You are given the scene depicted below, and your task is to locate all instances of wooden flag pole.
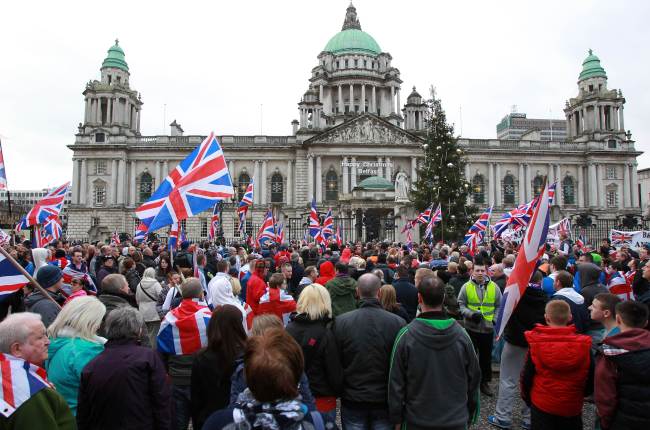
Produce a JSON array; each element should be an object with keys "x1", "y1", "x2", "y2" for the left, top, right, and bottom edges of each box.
[{"x1": 0, "y1": 246, "x2": 62, "y2": 309}]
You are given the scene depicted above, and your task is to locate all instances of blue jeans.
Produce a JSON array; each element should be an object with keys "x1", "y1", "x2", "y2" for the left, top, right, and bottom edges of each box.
[
  {"x1": 172, "y1": 385, "x2": 191, "y2": 430},
  {"x1": 341, "y1": 405, "x2": 392, "y2": 430}
]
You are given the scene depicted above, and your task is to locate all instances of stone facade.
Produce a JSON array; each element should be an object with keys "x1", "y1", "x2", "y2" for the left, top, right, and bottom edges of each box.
[{"x1": 67, "y1": 5, "x2": 641, "y2": 243}]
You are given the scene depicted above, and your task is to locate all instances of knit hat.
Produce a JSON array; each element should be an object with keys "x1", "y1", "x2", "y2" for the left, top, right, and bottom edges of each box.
[{"x1": 36, "y1": 265, "x2": 62, "y2": 289}]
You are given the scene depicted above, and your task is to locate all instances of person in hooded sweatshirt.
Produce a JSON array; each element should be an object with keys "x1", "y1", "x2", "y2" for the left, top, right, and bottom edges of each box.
[
  {"x1": 324, "y1": 261, "x2": 357, "y2": 317},
  {"x1": 389, "y1": 276, "x2": 481, "y2": 430},
  {"x1": 595, "y1": 300, "x2": 650, "y2": 430},
  {"x1": 295, "y1": 265, "x2": 318, "y2": 301},
  {"x1": 577, "y1": 262, "x2": 609, "y2": 343},
  {"x1": 315, "y1": 260, "x2": 335, "y2": 286},
  {"x1": 25, "y1": 265, "x2": 65, "y2": 327},
  {"x1": 551, "y1": 270, "x2": 589, "y2": 333}
]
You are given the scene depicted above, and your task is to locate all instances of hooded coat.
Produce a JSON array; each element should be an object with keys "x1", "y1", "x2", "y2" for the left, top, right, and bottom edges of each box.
[
  {"x1": 24, "y1": 290, "x2": 62, "y2": 328},
  {"x1": 324, "y1": 273, "x2": 357, "y2": 317},
  {"x1": 552, "y1": 287, "x2": 590, "y2": 333},
  {"x1": 503, "y1": 286, "x2": 548, "y2": 347},
  {"x1": 135, "y1": 273, "x2": 162, "y2": 322},
  {"x1": 315, "y1": 261, "x2": 335, "y2": 286},
  {"x1": 578, "y1": 262, "x2": 608, "y2": 332},
  {"x1": 388, "y1": 311, "x2": 481, "y2": 429}
]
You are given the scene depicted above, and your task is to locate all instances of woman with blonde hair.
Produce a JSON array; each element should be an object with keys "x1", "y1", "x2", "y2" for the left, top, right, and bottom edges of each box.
[
  {"x1": 46, "y1": 296, "x2": 107, "y2": 415},
  {"x1": 135, "y1": 267, "x2": 163, "y2": 347},
  {"x1": 378, "y1": 284, "x2": 410, "y2": 322},
  {"x1": 286, "y1": 283, "x2": 342, "y2": 420}
]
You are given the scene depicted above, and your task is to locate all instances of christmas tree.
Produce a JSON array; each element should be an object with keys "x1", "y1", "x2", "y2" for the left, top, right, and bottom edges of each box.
[{"x1": 411, "y1": 88, "x2": 477, "y2": 242}]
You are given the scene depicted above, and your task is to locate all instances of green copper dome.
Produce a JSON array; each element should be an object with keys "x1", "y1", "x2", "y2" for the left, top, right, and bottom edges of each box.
[
  {"x1": 578, "y1": 49, "x2": 606, "y2": 81},
  {"x1": 101, "y1": 39, "x2": 129, "y2": 72},
  {"x1": 324, "y1": 29, "x2": 381, "y2": 56},
  {"x1": 357, "y1": 176, "x2": 394, "y2": 190}
]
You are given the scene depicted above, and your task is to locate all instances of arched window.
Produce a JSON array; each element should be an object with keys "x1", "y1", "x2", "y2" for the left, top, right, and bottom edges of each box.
[
  {"x1": 533, "y1": 175, "x2": 544, "y2": 197},
  {"x1": 503, "y1": 175, "x2": 515, "y2": 205},
  {"x1": 325, "y1": 169, "x2": 338, "y2": 201},
  {"x1": 138, "y1": 172, "x2": 153, "y2": 203},
  {"x1": 562, "y1": 176, "x2": 575, "y2": 205},
  {"x1": 237, "y1": 172, "x2": 251, "y2": 201},
  {"x1": 472, "y1": 174, "x2": 485, "y2": 204},
  {"x1": 271, "y1": 172, "x2": 283, "y2": 203}
]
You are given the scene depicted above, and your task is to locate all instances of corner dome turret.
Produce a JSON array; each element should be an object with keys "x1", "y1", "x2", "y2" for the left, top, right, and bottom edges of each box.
[
  {"x1": 101, "y1": 39, "x2": 129, "y2": 72},
  {"x1": 579, "y1": 49, "x2": 606, "y2": 82}
]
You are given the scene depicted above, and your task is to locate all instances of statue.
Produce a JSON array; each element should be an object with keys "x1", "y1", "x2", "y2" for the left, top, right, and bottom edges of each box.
[{"x1": 395, "y1": 171, "x2": 409, "y2": 201}]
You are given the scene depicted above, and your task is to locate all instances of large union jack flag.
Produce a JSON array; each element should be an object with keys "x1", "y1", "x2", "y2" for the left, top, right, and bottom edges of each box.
[
  {"x1": 237, "y1": 180, "x2": 254, "y2": 233},
  {"x1": 19, "y1": 182, "x2": 69, "y2": 229},
  {"x1": 463, "y1": 206, "x2": 493, "y2": 255},
  {"x1": 276, "y1": 222, "x2": 285, "y2": 244},
  {"x1": 309, "y1": 198, "x2": 321, "y2": 240},
  {"x1": 256, "y1": 210, "x2": 276, "y2": 248},
  {"x1": 495, "y1": 181, "x2": 550, "y2": 339},
  {"x1": 424, "y1": 204, "x2": 442, "y2": 242},
  {"x1": 43, "y1": 216, "x2": 62, "y2": 240},
  {"x1": 136, "y1": 133, "x2": 234, "y2": 231},
  {"x1": 610, "y1": 230, "x2": 634, "y2": 246},
  {"x1": 133, "y1": 222, "x2": 148, "y2": 243},
  {"x1": 321, "y1": 208, "x2": 334, "y2": 240}
]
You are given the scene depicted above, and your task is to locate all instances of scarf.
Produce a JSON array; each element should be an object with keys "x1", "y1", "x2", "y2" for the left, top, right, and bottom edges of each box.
[{"x1": 232, "y1": 389, "x2": 308, "y2": 430}]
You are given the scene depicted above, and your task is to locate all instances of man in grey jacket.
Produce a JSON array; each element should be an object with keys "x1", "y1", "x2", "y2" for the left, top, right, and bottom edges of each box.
[
  {"x1": 458, "y1": 259, "x2": 502, "y2": 396},
  {"x1": 389, "y1": 276, "x2": 481, "y2": 430}
]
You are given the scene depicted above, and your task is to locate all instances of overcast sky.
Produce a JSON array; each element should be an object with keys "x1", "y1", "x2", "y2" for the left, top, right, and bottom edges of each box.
[{"x1": 1, "y1": 0, "x2": 649, "y2": 190}]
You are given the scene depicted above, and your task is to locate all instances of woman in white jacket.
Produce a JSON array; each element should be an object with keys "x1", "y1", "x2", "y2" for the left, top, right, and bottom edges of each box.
[{"x1": 135, "y1": 267, "x2": 162, "y2": 348}]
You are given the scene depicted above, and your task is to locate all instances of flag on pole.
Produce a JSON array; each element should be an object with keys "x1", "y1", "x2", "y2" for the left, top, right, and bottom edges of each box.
[
  {"x1": 18, "y1": 182, "x2": 70, "y2": 229},
  {"x1": 168, "y1": 222, "x2": 180, "y2": 252},
  {"x1": 209, "y1": 202, "x2": 221, "y2": 240},
  {"x1": 111, "y1": 230, "x2": 121, "y2": 245},
  {"x1": 276, "y1": 222, "x2": 285, "y2": 244},
  {"x1": 0, "y1": 253, "x2": 29, "y2": 303},
  {"x1": 463, "y1": 206, "x2": 493, "y2": 255},
  {"x1": 424, "y1": 204, "x2": 442, "y2": 242},
  {"x1": 495, "y1": 181, "x2": 551, "y2": 339},
  {"x1": 43, "y1": 216, "x2": 62, "y2": 240},
  {"x1": 0, "y1": 139, "x2": 8, "y2": 190},
  {"x1": 309, "y1": 198, "x2": 321, "y2": 240},
  {"x1": 135, "y1": 133, "x2": 234, "y2": 231},
  {"x1": 321, "y1": 208, "x2": 333, "y2": 240},
  {"x1": 237, "y1": 180, "x2": 254, "y2": 234},
  {"x1": 256, "y1": 210, "x2": 276, "y2": 248},
  {"x1": 335, "y1": 224, "x2": 342, "y2": 247},
  {"x1": 134, "y1": 222, "x2": 148, "y2": 243}
]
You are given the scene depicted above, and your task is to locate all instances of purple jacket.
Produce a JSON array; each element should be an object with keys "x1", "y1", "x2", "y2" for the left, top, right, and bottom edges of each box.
[{"x1": 77, "y1": 339, "x2": 171, "y2": 430}]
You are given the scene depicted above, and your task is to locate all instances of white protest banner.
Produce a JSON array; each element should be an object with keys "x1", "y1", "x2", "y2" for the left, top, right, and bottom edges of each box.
[{"x1": 609, "y1": 229, "x2": 650, "y2": 250}]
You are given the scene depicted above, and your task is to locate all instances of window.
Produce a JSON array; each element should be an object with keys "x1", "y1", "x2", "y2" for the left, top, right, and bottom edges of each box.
[
  {"x1": 95, "y1": 133, "x2": 105, "y2": 143},
  {"x1": 472, "y1": 174, "x2": 485, "y2": 204},
  {"x1": 606, "y1": 185, "x2": 618, "y2": 208},
  {"x1": 608, "y1": 139, "x2": 617, "y2": 149},
  {"x1": 532, "y1": 175, "x2": 544, "y2": 197},
  {"x1": 95, "y1": 160, "x2": 107, "y2": 175},
  {"x1": 503, "y1": 175, "x2": 515, "y2": 205},
  {"x1": 237, "y1": 172, "x2": 251, "y2": 201},
  {"x1": 326, "y1": 169, "x2": 338, "y2": 201},
  {"x1": 93, "y1": 182, "x2": 106, "y2": 206},
  {"x1": 180, "y1": 219, "x2": 187, "y2": 231},
  {"x1": 138, "y1": 172, "x2": 153, "y2": 203},
  {"x1": 133, "y1": 218, "x2": 140, "y2": 231},
  {"x1": 271, "y1": 172, "x2": 283, "y2": 203},
  {"x1": 354, "y1": 59, "x2": 358, "y2": 67},
  {"x1": 201, "y1": 219, "x2": 208, "y2": 238},
  {"x1": 91, "y1": 217, "x2": 100, "y2": 227},
  {"x1": 562, "y1": 176, "x2": 575, "y2": 205},
  {"x1": 606, "y1": 166, "x2": 617, "y2": 179},
  {"x1": 232, "y1": 215, "x2": 254, "y2": 237},
  {"x1": 345, "y1": 59, "x2": 348, "y2": 68}
]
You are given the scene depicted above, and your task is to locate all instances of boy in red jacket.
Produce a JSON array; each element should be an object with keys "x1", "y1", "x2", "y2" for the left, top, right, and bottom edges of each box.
[{"x1": 521, "y1": 300, "x2": 593, "y2": 430}]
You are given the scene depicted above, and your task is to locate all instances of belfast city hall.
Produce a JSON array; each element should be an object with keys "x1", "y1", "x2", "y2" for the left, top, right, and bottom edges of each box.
[{"x1": 66, "y1": 3, "x2": 640, "y2": 243}]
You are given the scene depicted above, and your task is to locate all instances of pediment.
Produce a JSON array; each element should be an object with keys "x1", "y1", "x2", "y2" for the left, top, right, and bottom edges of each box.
[{"x1": 307, "y1": 114, "x2": 422, "y2": 146}]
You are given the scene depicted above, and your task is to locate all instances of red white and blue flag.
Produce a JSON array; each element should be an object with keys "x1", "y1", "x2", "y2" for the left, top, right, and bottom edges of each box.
[
  {"x1": 133, "y1": 222, "x2": 148, "y2": 243},
  {"x1": 111, "y1": 230, "x2": 120, "y2": 245},
  {"x1": 168, "y1": 222, "x2": 180, "y2": 252},
  {"x1": 0, "y1": 139, "x2": 8, "y2": 190},
  {"x1": 62, "y1": 265, "x2": 97, "y2": 294},
  {"x1": 43, "y1": 216, "x2": 62, "y2": 240},
  {"x1": 463, "y1": 206, "x2": 493, "y2": 255},
  {"x1": 33, "y1": 226, "x2": 52, "y2": 248},
  {"x1": 256, "y1": 210, "x2": 276, "y2": 248},
  {"x1": 19, "y1": 182, "x2": 69, "y2": 229},
  {"x1": 309, "y1": 198, "x2": 321, "y2": 241},
  {"x1": 209, "y1": 202, "x2": 221, "y2": 241},
  {"x1": 276, "y1": 222, "x2": 285, "y2": 244},
  {"x1": 237, "y1": 180, "x2": 254, "y2": 234},
  {"x1": 321, "y1": 208, "x2": 334, "y2": 240},
  {"x1": 0, "y1": 353, "x2": 53, "y2": 417},
  {"x1": 491, "y1": 200, "x2": 535, "y2": 238},
  {"x1": 607, "y1": 271, "x2": 634, "y2": 301},
  {"x1": 495, "y1": 181, "x2": 550, "y2": 339},
  {"x1": 179, "y1": 226, "x2": 187, "y2": 244},
  {"x1": 335, "y1": 224, "x2": 343, "y2": 247},
  {"x1": 157, "y1": 299, "x2": 211, "y2": 355},
  {"x1": 136, "y1": 133, "x2": 234, "y2": 231},
  {"x1": 424, "y1": 204, "x2": 442, "y2": 241},
  {"x1": 0, "y1": 253, "x2": 29, "y2": 303}
]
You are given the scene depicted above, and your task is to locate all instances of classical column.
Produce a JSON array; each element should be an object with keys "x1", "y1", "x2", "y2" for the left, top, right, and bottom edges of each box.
[
  {"x1": 95, "y1": 98, "x2": 101, "y2": 124},
  {"x1": 163, "y1": 161, "x2": 169, "y2": 179},
  {"x1": 228, "y1": 161, "x2": 234, "y2": 182},
  {"x1": 411, "y1": 157, "x2": 417, "y2": 187},
  {"x1": 377, "y1": 157, "x2": 383, "y2": 178},
  {"x1": 306, "y1": 155, "x2": 314, "y2": 199},
  {"x1": 136, "y1": 109, "x2": 141, "y2": 132},
  {"x1": 261, "y1": 160, "x2": 268, "y2": 205},
  {"x1": 632, "y1": 164, "x2": 639, "y2": 208},
  {"x1": 577, "y1": 165, "x2": 584, "y2": 208},
  {"x1": 620, "y1": 105, "x2": 625, "y2": 131},
  {"x1": 106, "y1": 98, "x2": 112, "y2": 124},
  {"x1": 612, "y1": 105, "x2": 619, "y2": 130},
  {"x1": 319, "y1": 85, "x2": 323, "y2": 102},
  {"x1": 547, "y1": 163, "x2": 555, "y2": 186},
  {"x1": 253, "y1": 161, "x2": 260, "y2": 204},
  {"x1": 361, "y1": 84, "x2": 366, "y2": 113},
  {"x1": 113, "y1": 97, "x2": 119, "y2": 124},
  {"x1": 466, "y1": 163, "x2": 472, "y2": 205},
  {"x1": 129, "y1": 161, "x2": 136, "y2": 206},
  {"x1": 525, "y1": 164, "x2": 531, "y2": 201},
  {"x1": 488, "y1": 163, "x2": 494, "y2": 207},
  {"x1": 396, "y1": 89, "x2": 401, "y2": 115},
  {"x1": 351, "y1": 157, "x2": 357, "y2": 189},
  {"x1": 80, "y1": 160, "x2": 87, "y2": 205},
  {"x1": 111, "y1": 160, "x2": 118, "y2": 204},
  {"x1": 598, "y1": 164, "x2": 606, "y2": 208},
  {"x1": 372, "y1": 86, "x2": 377, "y2": 113},
  {"x1": 556, "y1": 164, "x2": 562, "y2": 207},
  {"x1": 342, "y1": 157, "x2": 349, "y2": 193},
  {"x1": 349, "y1": 84, "x2": 354, "y2": 112},
  {"x1": 588, "y1": 163, "x2": 597, "y2": 207},
  {"x1": 623, "y1": 163, "x2": 631, "y2": 208},
  {"x1": 390, "y1": 86, "x2": 395, "y2": 113},
  {"x1": 495, "y1": 163, "x2": 501, "y2": 208},
  {"x1": 338, "y1": 85, "x2": 343, "y2": 113},
  {"x1": 72, "y1": 160, "x2": 80, "y2": 204},
  {"x1": 315, "y1": 156, "x2": 323, "y2": 202},
  {"x1": 117, "y1": 159, "x2": 125, "y2": 205},
  {"x1": 385, "y1": 157, "x2": 392, "y2": 181},
  {"x1": 518, "y1": 163, "x2": 525, "y2": 203},
  {"x1": 286, "y1": 160, "x2": 292, "y2": 206}
]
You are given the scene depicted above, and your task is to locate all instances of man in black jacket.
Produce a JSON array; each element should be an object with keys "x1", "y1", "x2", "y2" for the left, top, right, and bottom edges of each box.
[
  {"x1": 389, "y1": 276, "x2": 480, "y2": 430},
  {"x1": 488, "y1": 270, "x2": 548, "y2": 429},
  {"x1": 392, "y1": 265, "x2": 418, "y2": 321},
  {"x1": 333, "y1": 273, "x2": 405, "y2": 429}
]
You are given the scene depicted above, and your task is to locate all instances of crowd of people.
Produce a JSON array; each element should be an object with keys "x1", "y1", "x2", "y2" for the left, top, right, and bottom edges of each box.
[{"x1": 0, "y1": 232, "x2": 649, "y2": 430}]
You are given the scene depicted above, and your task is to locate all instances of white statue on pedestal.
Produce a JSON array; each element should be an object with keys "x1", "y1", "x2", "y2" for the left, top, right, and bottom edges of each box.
[{"x1": 395, "y1": 171, "x2": 409, "y2": 201}]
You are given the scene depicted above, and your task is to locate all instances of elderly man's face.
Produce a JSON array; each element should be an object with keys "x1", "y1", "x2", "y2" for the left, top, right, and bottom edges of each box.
[
  {"x1": 12, "y1": 320, "x2": 49, "y2": 366},
  {"x1": 282, "y1": 265, "x2": 292, "y2": 279}
]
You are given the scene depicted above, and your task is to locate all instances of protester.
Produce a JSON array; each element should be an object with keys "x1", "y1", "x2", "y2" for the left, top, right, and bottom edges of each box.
[
  {"x1": 552, "y1": 270, "x2": 589, "y2": 333},
  {"x1": 378, "y1": 284, "x2": 410, "y2": 322},
  {"x1": 333, "y1": 273, "x2": 406, "y2": 428},
  {"x1": 46, "y1": 296, "x2": 106, "y2": 416},
  {"x1": 190, "y1": 304, "x2": 247, "y2": 430},
  {"x1": 389, "y1": 276, "x2": 480, "y2": 430},
  {"x1": 95, "y1": 255, "x2": 116, "y2": 289},
  {"x1": 135, "y1": 267, "x2": 163, "y2": 347},
  {"x1": 521, "y1": 299, "x2": 592, "y2": 430},
  {"x1": 0, "y1": 312, "x2": 75, "y2": 430},
  {"x1": 589, "y1": 293, "x2": 622, "y2": 339},
  {"x1": 77, "y1": 306, "x2": 171, "y2": 430},
  {"x1": 25, "y1": 265, "x2": 64, "y2": 327},
  {"x1": 324, "y1": 261, "x2": 357, "y2": 317},
  {"x1": 295, "y1": 265, "x2": 318, "y2": 300},
  {"x1": 286, "y1": 283, "x2": 342, "y2": 420},
  {"x1": 392, "y1": 264, "x2": 418, "y2": 320}
]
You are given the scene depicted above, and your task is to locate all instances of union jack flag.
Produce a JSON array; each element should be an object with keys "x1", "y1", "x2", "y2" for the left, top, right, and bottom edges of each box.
[
  {"x1": 157, "y1": 298, "x2": 211, "y2": 355},
  {"x1": 0, "y1": 139, "x2": 8, "y2": 190},
  {"x1": 19, "y1": 182, "x2": 69, "y2": 229},
  {"x1": 0, "y1": 253, "x2": 29, "y2": 303},
  {"x1": 548, "y1": 182, "x2": 557, "y2": 205},
  {"x1": 0, "y1": 353, "x2": 53, "y2": 418},
  {"x1": 495, "y1": 181, "x2": 550, "y2": 339},
  {"x1": 256, "y1": 210, "x2": 276, "y2": 248},
  {"x1": 237, "y1": 180, "x2": 254, "y2": 233},
  {"x1": 463, "y1": 206, "x2": 493, "y2": 255},
  {"x1": 610, "y1": 230, "x2": 634, "y2": 246},
  {"x1": 321, "y1": 208, "x2": 333, "y2": 240},
  {"x1": 406, "y1": 228, "x2": 413, "y2": 251},
  {"x1": 133, "y1": 222, "x2": 148, "y2": 243},
  {"x1": 209, "y1": 202, "x2": 221, "y2": 241},
  {"x1": 43, "y1": 216, "x2": 62, "y2": 240},
  {"x1": 276, "y1": 222, "x2": 285, "y2": 244},
  {"x1": 136, "y1": 133, "x2": 234, "y2": 231},
  {"x1": 179, "y1": 226, "x2": 187, "y2": 244},
  {"x1": 168, "y1": 222, "x2": 180, "y2": 252},
  {"x1": 309, "y1": 198, "x2": 321, "y2": 240},
  {"x1": 424, "y1": 204, "x2": 442, "y2": 242},
  {"x1": 557, "y1": 217, "x2": 571, "y2": 237},
  {"x1": 492, "y1": 199, "x2": 536, "y2": 238},
  {"x1": 576, "y1": 234, "x2": 586, "y2": 251},
  {"x1": 607, "y1": 271, "x2": 634, "y2": 301},
  {"x1": 33, "y1": 226, "x2": 52, "y2": 248},
  {"x1": 111, "y1": 230, "x2": 120, "y2": 245}
]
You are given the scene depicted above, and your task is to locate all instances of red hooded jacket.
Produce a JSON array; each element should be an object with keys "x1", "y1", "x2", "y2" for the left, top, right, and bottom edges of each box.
[
  {"x1": 315, "y1": 261, "x2": 335, "y2": 286},
  {"x1": 245, "y1": 263, "x2": 268, "y2": 315},
  {"x1": 522, "y1": 324, "x2": 592, "y2": 417}
]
